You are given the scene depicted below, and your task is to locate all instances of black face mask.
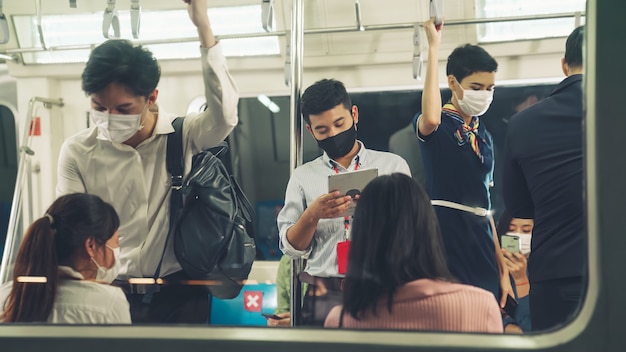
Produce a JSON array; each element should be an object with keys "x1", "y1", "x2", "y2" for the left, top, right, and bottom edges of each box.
[{"x1": 316, "y1": 121, "x2": 357, "y2": 159}]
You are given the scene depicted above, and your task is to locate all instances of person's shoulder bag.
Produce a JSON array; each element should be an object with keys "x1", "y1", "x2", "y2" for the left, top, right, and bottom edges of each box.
[{"x1": 154, "y1": 117, "x2": 256, "y2": 299}]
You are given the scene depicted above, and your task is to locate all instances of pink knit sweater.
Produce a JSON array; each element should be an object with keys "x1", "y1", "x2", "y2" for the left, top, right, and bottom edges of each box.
[{"x1": 324, "y1": 279, "x2": 503, "y2": 333}]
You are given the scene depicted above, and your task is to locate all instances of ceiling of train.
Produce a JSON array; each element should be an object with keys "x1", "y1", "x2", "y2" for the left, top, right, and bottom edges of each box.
[{"x1": 0, "y1": 0, "x2": 585, "y2": 64}]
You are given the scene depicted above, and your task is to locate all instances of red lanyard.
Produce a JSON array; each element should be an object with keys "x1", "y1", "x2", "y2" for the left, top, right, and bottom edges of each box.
[{"x1": 331, "y1": 156, "x2": 360, "y2": 239}]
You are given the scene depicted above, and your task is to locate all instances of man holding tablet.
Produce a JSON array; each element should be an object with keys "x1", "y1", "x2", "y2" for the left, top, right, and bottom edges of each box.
[{"x1": 277, "y1": 79, "x2": 411, "y2": 326}]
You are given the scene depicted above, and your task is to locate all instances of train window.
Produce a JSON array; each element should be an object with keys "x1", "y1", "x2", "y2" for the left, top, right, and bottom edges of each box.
[
  {"x1": 4, "y1": 0, "x2": 621, "y2": 350},
  {"x1": 11, "y1": 5, "x2": 279, "y2": 64},
  {"x1": 476, "y1": 0, "x2": 586, "y2": 42}
]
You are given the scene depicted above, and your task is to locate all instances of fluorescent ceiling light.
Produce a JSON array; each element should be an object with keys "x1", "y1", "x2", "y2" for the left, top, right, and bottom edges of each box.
[{"x1": 257, "y1": 94, "x2": 280, "y2": 113}]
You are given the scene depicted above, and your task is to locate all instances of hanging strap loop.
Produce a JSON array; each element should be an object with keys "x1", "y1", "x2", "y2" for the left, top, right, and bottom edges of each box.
[
  {"x1": 261, "y1": 0, "x2": 275, "y2": 32},
  {"x1": 103, "y1": 0, "x2": 120, "y2": 39},
  {"x1": 130, "y1": 0, "x2": 141, "y2": 39}
]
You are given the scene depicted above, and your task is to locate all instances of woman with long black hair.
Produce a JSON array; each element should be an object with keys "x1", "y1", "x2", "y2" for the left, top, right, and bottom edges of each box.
[{"x1": 324, "y1": 174, "x2": 502, "y2": 332}]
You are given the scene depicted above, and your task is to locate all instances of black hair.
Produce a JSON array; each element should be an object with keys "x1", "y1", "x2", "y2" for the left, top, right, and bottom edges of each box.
[
  {"x1": 342, "y1": 173, "x2": 455, "y2": 319},
  {"x1": 301, "y1": 79, "x2": 352, "y2": 124},
  {"x1": 565, "y1": 26, "x2": 584, "y2": 68},
  {"x1": 81, "y1": 39, "x2": 161, "y2": 98},
  {"x1": 0, "y1": 193, "x2": 119, "y2": 322},
  {"x1": 496, "y1": 209, "x2": 514, "y2": 242},
  {"x1": 446, "y1": 44, "x2": 498, "y2": 82}
]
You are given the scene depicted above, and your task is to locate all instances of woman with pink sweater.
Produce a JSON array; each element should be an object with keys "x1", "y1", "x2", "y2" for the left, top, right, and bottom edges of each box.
[{"x1": 324, "y1": 173, "x2": 503, "y2": 333}]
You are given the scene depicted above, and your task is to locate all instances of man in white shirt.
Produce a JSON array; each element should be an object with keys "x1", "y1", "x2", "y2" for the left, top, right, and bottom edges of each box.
[
  {"x1": 277, "y1": 79, "x2": 411, "y2": 325},
  {"x1": 56, "y1": 0, "x2": 238, "y2": 323}
]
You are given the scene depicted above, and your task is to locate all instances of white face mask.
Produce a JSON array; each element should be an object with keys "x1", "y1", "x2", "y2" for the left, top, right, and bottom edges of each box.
[
  {"x1": 91, "y1": 109, "x2": 144, "y2": 143},
  {"x1": 506, "y1": 232, "x2": 532, "y2": 255},
  {"x1": 91, "y1": 245, "x2": 121, "y2": 283},
  {"x1": 453, "y1": 80, "x2": 494, "y2": 117}
]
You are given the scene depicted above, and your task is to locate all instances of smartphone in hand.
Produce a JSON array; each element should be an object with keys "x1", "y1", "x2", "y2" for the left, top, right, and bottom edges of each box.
[
  {"x1": 501, "y1": 234, "x2": 520, "y2": 253},
  {"x1": 503, "y1": 295, "x2": 518, "y2": 317},
  {"x1": 262, "y1": 313, "x2": 282, "y2": 320}
]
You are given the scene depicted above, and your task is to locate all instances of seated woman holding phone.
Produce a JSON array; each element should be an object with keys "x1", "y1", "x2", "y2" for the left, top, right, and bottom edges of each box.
[
  {"x1": 324, "y1": 173, "x2": 503, "y2": 332},
  {"x1": 497, "y1": 211, "x2": 533, "y2": 333}
]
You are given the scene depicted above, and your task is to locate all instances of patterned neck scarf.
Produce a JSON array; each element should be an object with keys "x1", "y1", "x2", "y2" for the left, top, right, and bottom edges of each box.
[{"x1": 443, "y1": 103, "x2": 484, "y2": 164}]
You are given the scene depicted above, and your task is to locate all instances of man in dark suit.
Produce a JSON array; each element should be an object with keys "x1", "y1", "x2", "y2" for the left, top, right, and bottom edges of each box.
[{"x1": 502, "y1": 26, "x2": 585, "y2": 332}]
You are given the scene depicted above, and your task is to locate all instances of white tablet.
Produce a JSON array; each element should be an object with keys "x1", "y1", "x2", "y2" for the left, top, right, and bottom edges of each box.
[{"x1": 328, "y1": 168, "x2": 378, "y2": 217}]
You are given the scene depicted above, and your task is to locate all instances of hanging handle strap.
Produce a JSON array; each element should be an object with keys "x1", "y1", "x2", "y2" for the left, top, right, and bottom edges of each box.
[
  {"x1": 284, "y1": 31, "x2": 291, "y2": 86},
  {"x1": 130, "y1": 0, "x2": 141, "y2": 39},
  {"x1": 103, "y1": 0, "x2": 120, "y2": 39},
  {"x1": 261, "y1": 0, "x2": 275, "y2": 32},
  {"x1": 412, "y1": 23, "x2": 422, "y2": 80},
  {"x1": 430, "y1": 0, "x2": 444, "y2": 26}
]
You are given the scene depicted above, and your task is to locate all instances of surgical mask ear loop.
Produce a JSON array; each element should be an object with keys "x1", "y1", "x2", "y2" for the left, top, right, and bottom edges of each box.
[
  {"x1": 453, "y1": 77, "x2": 464, "y2": 100},
  {"x1": 91, "y1": 245, "x2": 121, "y2": 283}
]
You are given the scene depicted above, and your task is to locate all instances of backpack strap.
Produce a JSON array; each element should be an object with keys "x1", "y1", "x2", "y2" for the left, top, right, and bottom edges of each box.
[
  {"x1": 168, "y1": 117, "x2": 185, "y2": 191},
  {"x1": 144, "y1": 117, "x2": 185, "y2": 304},
  {"x1": 207, "y1": 141, "x2": 228, "y2": 160}
]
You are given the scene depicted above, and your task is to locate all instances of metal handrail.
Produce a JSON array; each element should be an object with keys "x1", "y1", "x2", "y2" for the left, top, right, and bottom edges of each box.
[
  {"x1": 1, "y1": 11, "x2": 585, "y2": 56},
  {"x1": 288, "y1": 0, "x2": 304, "y2": 327},
  {"x1": 0, "y1": 97, "x2": 64, "y2": 284}
]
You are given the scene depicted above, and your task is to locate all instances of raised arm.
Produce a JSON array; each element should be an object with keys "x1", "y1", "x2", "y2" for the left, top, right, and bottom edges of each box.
[
  {"x1": 182, "y1": 0, "x2": 239, "y2": 154},
  {"x1": 184, "y1": 0, "x2": 216, "y2": 48},
  {"x1": 418, "y1": 17, "x2": 443, "y2": 137}
]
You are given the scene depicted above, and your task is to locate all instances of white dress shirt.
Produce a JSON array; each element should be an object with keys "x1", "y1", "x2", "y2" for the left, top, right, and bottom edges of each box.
[
  {"x1": 0, "y1": 266, "x2": 131, "y2": 324},
  {"x1": 56, "y1": 44, "x2": 239, "y2": 279},
  {"x1": 278, "y1": 142, "x2": 411, "y2": 277}
]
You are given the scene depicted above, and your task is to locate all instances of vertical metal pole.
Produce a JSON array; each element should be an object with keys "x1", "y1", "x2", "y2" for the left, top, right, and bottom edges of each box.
[
  {"x1": 1, "y1": 98, "x2": 37, "y2": 284},
  {"x1": 0, "y1": 97, "x2": 63, "y2": 284},
  {"x1": 289, "y1": 0, "x2": 304, "y2": 327},
  {"x1": 289, "y1": 0, "x2": 303, "y2": 171}
]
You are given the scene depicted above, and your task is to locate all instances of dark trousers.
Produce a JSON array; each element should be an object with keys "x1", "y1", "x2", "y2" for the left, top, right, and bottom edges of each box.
[
  {"x1": 116, "y1": 271, "x2": 211, "y2": 324},
  {"x1": 530, "y1": 276, "x2": 584, "y2": 332},
  {"x1": 300, "y1": 275, "x2": 344, "y2": 326}
]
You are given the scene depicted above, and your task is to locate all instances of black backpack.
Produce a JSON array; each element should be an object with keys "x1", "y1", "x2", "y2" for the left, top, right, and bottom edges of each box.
[{"x1": 158, "y1": 117, "x2": 256, "y2": 299}]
